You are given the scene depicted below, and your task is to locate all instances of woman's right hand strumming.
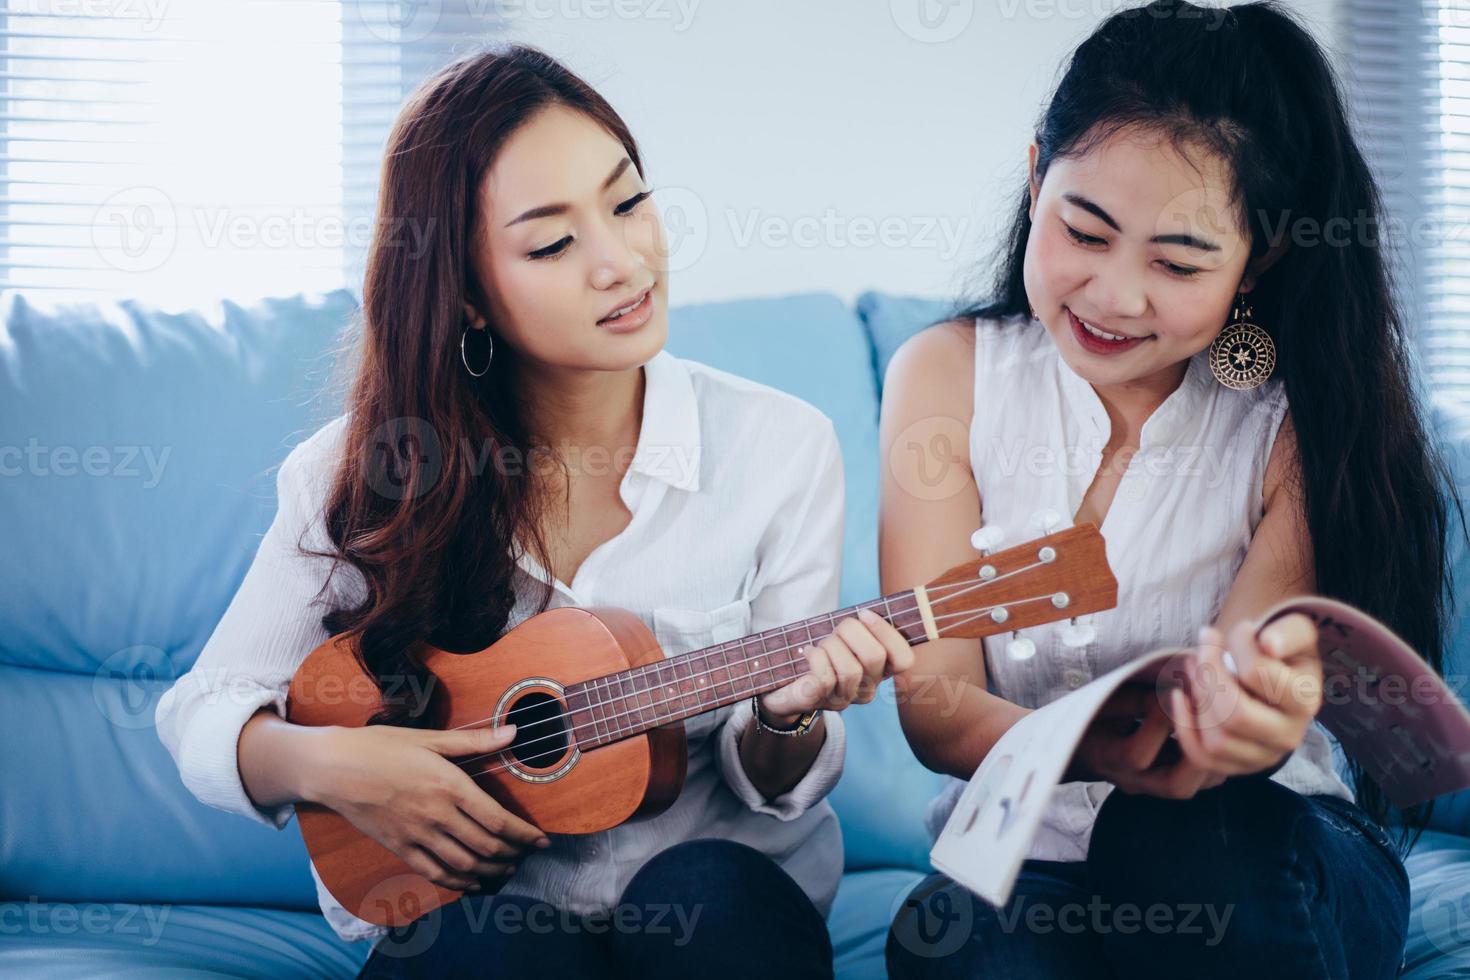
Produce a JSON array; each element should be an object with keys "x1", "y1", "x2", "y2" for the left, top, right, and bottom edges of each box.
[{"x1": 308, "y1": 722, "x2": 551, "y2": 893}]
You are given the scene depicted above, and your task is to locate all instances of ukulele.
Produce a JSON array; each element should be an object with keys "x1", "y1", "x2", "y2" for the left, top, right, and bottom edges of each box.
[{"x1": 288, "y1": 524, "x2": 1118, "y2": 926}]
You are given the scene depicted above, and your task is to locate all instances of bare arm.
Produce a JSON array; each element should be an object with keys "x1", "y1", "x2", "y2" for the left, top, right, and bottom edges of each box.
[
  {"x1": 879, "y1": 321, "x2": 1030, "y2": 779},
  {"x1": 1212, "y1": 412, "x2": 1316, "y2": 634}
]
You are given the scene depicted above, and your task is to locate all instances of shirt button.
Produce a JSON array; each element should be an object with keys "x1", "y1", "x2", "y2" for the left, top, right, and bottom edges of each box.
[{"x1": 1062, "y1": 668, "x2": 1089, "y2": 690}]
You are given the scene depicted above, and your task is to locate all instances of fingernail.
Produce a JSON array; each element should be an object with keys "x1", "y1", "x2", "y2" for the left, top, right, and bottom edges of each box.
[
  {"x1": 536, "y1": 837, "x2": 551, "y2": 848},
  {"x1": 858, "y1": 607, "x2": 877, "y2": 621},
  {"x1": 493, "y1": 724, "x2": 516, "y2": 739}
]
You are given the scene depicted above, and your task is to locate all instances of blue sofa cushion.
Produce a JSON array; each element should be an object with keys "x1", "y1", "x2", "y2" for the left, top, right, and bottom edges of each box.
[
  {"x1": 0, "y1": 903, "x2": 368, "y2": 979},
  {"x1": 1404, "y1": 829, "x2": 1470, "y2": 976},
  {"x1": 0, "y1": 289, "x2": 354, "y2": 675},
  {"x1": 855, "y1": 291, "x2": 953, "y2": 393},
  {"x1": 0, "y1": 290, "x2": 353, "y2": 906}
]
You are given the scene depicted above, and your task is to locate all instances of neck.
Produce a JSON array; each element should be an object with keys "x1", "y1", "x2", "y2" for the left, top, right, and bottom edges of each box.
[
  {"x1": 563, "y1": 590, "x2": 930, "y2": 749},
  {"x1": 513, "y1": 359, "x2": 646, "y2": 452},
  {"x1": 1090, "y1": 358, "x2": 1188, "y2": 436}
]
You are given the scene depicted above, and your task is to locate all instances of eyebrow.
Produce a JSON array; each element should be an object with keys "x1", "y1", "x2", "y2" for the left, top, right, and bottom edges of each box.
[
  {"x1": 1062, "y1": 192, "x2": 1222, "y2": 253},
  {"x1": 504, "y1": 158, "x2": 634, "y2": 228}
]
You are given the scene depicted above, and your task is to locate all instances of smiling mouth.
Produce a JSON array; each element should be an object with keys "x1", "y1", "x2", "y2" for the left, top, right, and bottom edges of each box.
[
  {"x1": 1067, "y1": 308, "x2": 1146, "y2": 342},
  {"x1": 598, "y1": 288, "x2": 652, "y2": 324}
]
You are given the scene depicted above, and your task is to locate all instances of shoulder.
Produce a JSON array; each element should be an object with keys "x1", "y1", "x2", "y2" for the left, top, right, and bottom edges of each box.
[
  {"x1": 278, "y1": 413, "x2": 351, "y2": 504},
  {"x1": 1261, "y1": 391, "x2": 1300, "y2": 508},
  {"x1": 885, "y1": 318, "x2": 975, "y2": 387},
  {"x1": 881, "y1": 319, "x2": 978, "y2": 433}
]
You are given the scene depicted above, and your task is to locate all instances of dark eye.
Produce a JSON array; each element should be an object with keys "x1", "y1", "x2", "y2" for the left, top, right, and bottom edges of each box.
[
  {"x1": 528, "y1": 236, "x2": 571, "y2": 260},
  {"x1": 1163, "y1": 262, "x2": 1201, "y2": 279},
  {"x1": 615, "y1": 190, "x2": 652, "y2": 216},
  {"x1": 1064, "y1": 223, "x2": 1105, "y2": 247}
]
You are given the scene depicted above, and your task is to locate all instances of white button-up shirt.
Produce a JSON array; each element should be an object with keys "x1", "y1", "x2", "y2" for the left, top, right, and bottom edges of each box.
[{"x1": 155, "y1": 349, "x2": 849, "y2": 947}]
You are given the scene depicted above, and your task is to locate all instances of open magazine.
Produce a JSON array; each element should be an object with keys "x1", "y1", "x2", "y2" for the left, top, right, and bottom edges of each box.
[{"x1": 930, "y1": 596, "x2": 1470, "y2": 908}]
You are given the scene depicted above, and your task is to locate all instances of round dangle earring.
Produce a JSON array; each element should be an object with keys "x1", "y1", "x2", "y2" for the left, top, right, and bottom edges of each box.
[
  {"x1": 1208, "y1": 295, "x2": 1276, "y2": 391},
  {"x1": 460, "y1": 318, "x2": 494, "y2": 378}
]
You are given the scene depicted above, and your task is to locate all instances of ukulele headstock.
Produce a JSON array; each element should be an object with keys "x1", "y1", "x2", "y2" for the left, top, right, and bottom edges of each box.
[{"x1": 919, "y1": 524, "x2": 1117, "y2": 640}]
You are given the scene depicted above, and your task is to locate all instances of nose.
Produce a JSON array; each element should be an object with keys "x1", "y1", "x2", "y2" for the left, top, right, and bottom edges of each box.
[
  {"x1": 587, "y1": 218, "x2": 643, "y2": 292},
  {"x1": 1090, "y1": 254, "x2": 1149, "y2": 320}
]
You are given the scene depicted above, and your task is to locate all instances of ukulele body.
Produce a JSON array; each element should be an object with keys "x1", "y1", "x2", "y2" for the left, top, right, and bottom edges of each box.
[{"x1": 287, "y1": 606, "x2": 687, "y2": 927}]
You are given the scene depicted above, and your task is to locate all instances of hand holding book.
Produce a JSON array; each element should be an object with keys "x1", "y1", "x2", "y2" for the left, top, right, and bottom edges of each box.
[{"x1": 1168, "y1": 614, "x2": 1325, "y2": 779}]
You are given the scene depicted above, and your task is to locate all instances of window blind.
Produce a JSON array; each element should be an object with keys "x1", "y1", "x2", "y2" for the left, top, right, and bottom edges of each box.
[
  {"x1": 1343, "y1": 0, "x2": 1470, "y2": 400},
  {"x1": 0, "y1": 0, "x2": 496, "y2": 306}
]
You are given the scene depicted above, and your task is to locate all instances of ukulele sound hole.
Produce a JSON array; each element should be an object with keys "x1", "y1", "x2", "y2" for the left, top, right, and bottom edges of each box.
[{"x1": 506, "y1": 691, "x2": 570, "y2": 769}]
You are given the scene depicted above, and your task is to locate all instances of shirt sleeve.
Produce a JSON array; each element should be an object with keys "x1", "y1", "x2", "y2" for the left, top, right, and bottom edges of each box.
[
  {"x1": 715, "y1": 417, "x2": 847, "y2": 821},
  {"x1": 153, "y1": 423, "x2": 349, "y2": 829}
]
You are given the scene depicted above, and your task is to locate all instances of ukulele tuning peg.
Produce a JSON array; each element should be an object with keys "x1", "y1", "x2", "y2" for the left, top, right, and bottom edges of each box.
[
  {"x1": 970, "y1": 526, "x2": 1005, "y2": 555},
  {"x1": 1006, "y1": 632, "x2": 1037, "y2": 662},
  {"x1": 1060, "y1": 618, "x2": 1096, "y2": 649},
  {"x1": 1029, "y1": 509, "x2": 1063, "y2": 534}
]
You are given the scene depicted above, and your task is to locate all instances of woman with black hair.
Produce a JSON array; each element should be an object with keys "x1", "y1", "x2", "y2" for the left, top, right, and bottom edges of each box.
[{"x1": 881, "y1": 2, "x2": 1456, "y2": 976}]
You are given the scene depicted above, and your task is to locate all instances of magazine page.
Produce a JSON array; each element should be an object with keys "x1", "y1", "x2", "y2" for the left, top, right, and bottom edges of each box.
[
  {"x1": 929, "y1": 646, "x2": 1188, "y2": 908},
  {"x1": 931, "y1": 596, "x2": 1470, "y2": 908}
]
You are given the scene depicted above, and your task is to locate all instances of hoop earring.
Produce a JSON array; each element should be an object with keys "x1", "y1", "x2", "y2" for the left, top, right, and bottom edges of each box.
[
  {"x1": 460, "y1": 323, "x2": 493, "y2": 378},
  {"x1": 1208, "y1": 294, "x2": 1276, "y2": 391}
]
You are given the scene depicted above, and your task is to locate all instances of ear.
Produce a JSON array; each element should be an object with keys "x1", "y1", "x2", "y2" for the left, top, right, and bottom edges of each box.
[
  {"x1": 1239, "y1": 238, "x2": 1289, "y2": 294},
  {"x1": 462, "y1": 301, "x2": 485, "y2": 329},
  {"x1": 1027, "y1": 142, "x2": 1041, "y2": 223}
]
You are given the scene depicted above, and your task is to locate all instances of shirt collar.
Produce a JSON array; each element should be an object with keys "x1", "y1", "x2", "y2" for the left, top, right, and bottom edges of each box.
[
  {"x1": 631, "y1": 348, "x2": 702, "y2": 492},
  {"x1": 512, "y1": 348, "x2": 702, "y2": 595},
  {"x1": 1056, "y1": 345, "x2": 1211, "y2": 449}
]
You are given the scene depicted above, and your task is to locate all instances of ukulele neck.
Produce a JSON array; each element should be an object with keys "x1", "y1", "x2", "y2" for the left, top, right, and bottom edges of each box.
[{"x1": 564, "y1": 590, "x2": 928, "y2": 749}]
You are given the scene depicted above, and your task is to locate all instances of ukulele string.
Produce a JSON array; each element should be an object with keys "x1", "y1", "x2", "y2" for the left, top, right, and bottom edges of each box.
[
  {"x1": 444, "y1": 560, "x2": 1044, "y2": 763},
  {"x1": 446, "y1": 562, "x2": 1058, "y2": 773},
  {"x1": 456, "y1": 587, "x2": 1064, "y2": 778},
  {"x1": 451, "y1": 557, "x2": 1047, "y2": 741}
]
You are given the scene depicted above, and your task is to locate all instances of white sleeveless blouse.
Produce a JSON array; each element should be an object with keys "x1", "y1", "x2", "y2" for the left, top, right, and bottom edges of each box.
[{"x1": 924, "y1": 315, "x2": 1352, "y2": 862}]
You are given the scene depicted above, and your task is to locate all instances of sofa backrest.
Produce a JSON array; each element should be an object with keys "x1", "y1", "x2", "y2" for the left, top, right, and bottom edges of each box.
[
  {"x1": 1, "y1": 287, "x2": 945, "y2": 910},
  {"x1": 0, "y1": 289, "x2": 356, "y2": 909}
]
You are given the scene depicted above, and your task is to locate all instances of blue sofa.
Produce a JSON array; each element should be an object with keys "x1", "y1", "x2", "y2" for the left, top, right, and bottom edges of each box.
[{"x1": 1, "y1": 287, "x2": 1468, "y2": 977}]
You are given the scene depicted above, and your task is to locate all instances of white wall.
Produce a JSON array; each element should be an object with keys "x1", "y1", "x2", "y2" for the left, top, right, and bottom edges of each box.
[{"x1": 504, "y1": 0, "x2": 1344, "y2": 307}]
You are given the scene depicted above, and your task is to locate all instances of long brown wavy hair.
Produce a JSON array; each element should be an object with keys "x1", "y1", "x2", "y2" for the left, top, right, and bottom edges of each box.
[{"x1": 300, "y1": 45, "x2": 645, "y2": 728}]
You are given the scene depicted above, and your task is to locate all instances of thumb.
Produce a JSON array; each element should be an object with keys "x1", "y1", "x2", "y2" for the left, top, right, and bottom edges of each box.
[
  {"x1": 1257, "y1": 612, "x2": 1318, "y2": 662},
  {"x1": 428, "y1": 723, "x2": 517, "y2": 757}
]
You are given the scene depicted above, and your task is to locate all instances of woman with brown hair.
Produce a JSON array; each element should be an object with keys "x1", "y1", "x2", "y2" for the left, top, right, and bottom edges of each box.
[{"x1": 154, "y1": 45, "x2": 913, "y2": 978}]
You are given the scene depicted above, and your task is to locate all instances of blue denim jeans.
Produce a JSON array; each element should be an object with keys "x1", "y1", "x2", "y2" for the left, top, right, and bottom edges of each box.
[
  {"x1": 887, "y1": 776, "x2": 1409, "y2": 979},
  {"x1": 356, "y1": 837, "x2": 833, "y2": 979}
]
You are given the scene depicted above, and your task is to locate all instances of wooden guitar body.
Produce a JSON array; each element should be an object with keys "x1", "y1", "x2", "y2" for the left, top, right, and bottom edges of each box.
[{"x1": 288, "y1": 606, "x2": 686, "y2": 926}]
